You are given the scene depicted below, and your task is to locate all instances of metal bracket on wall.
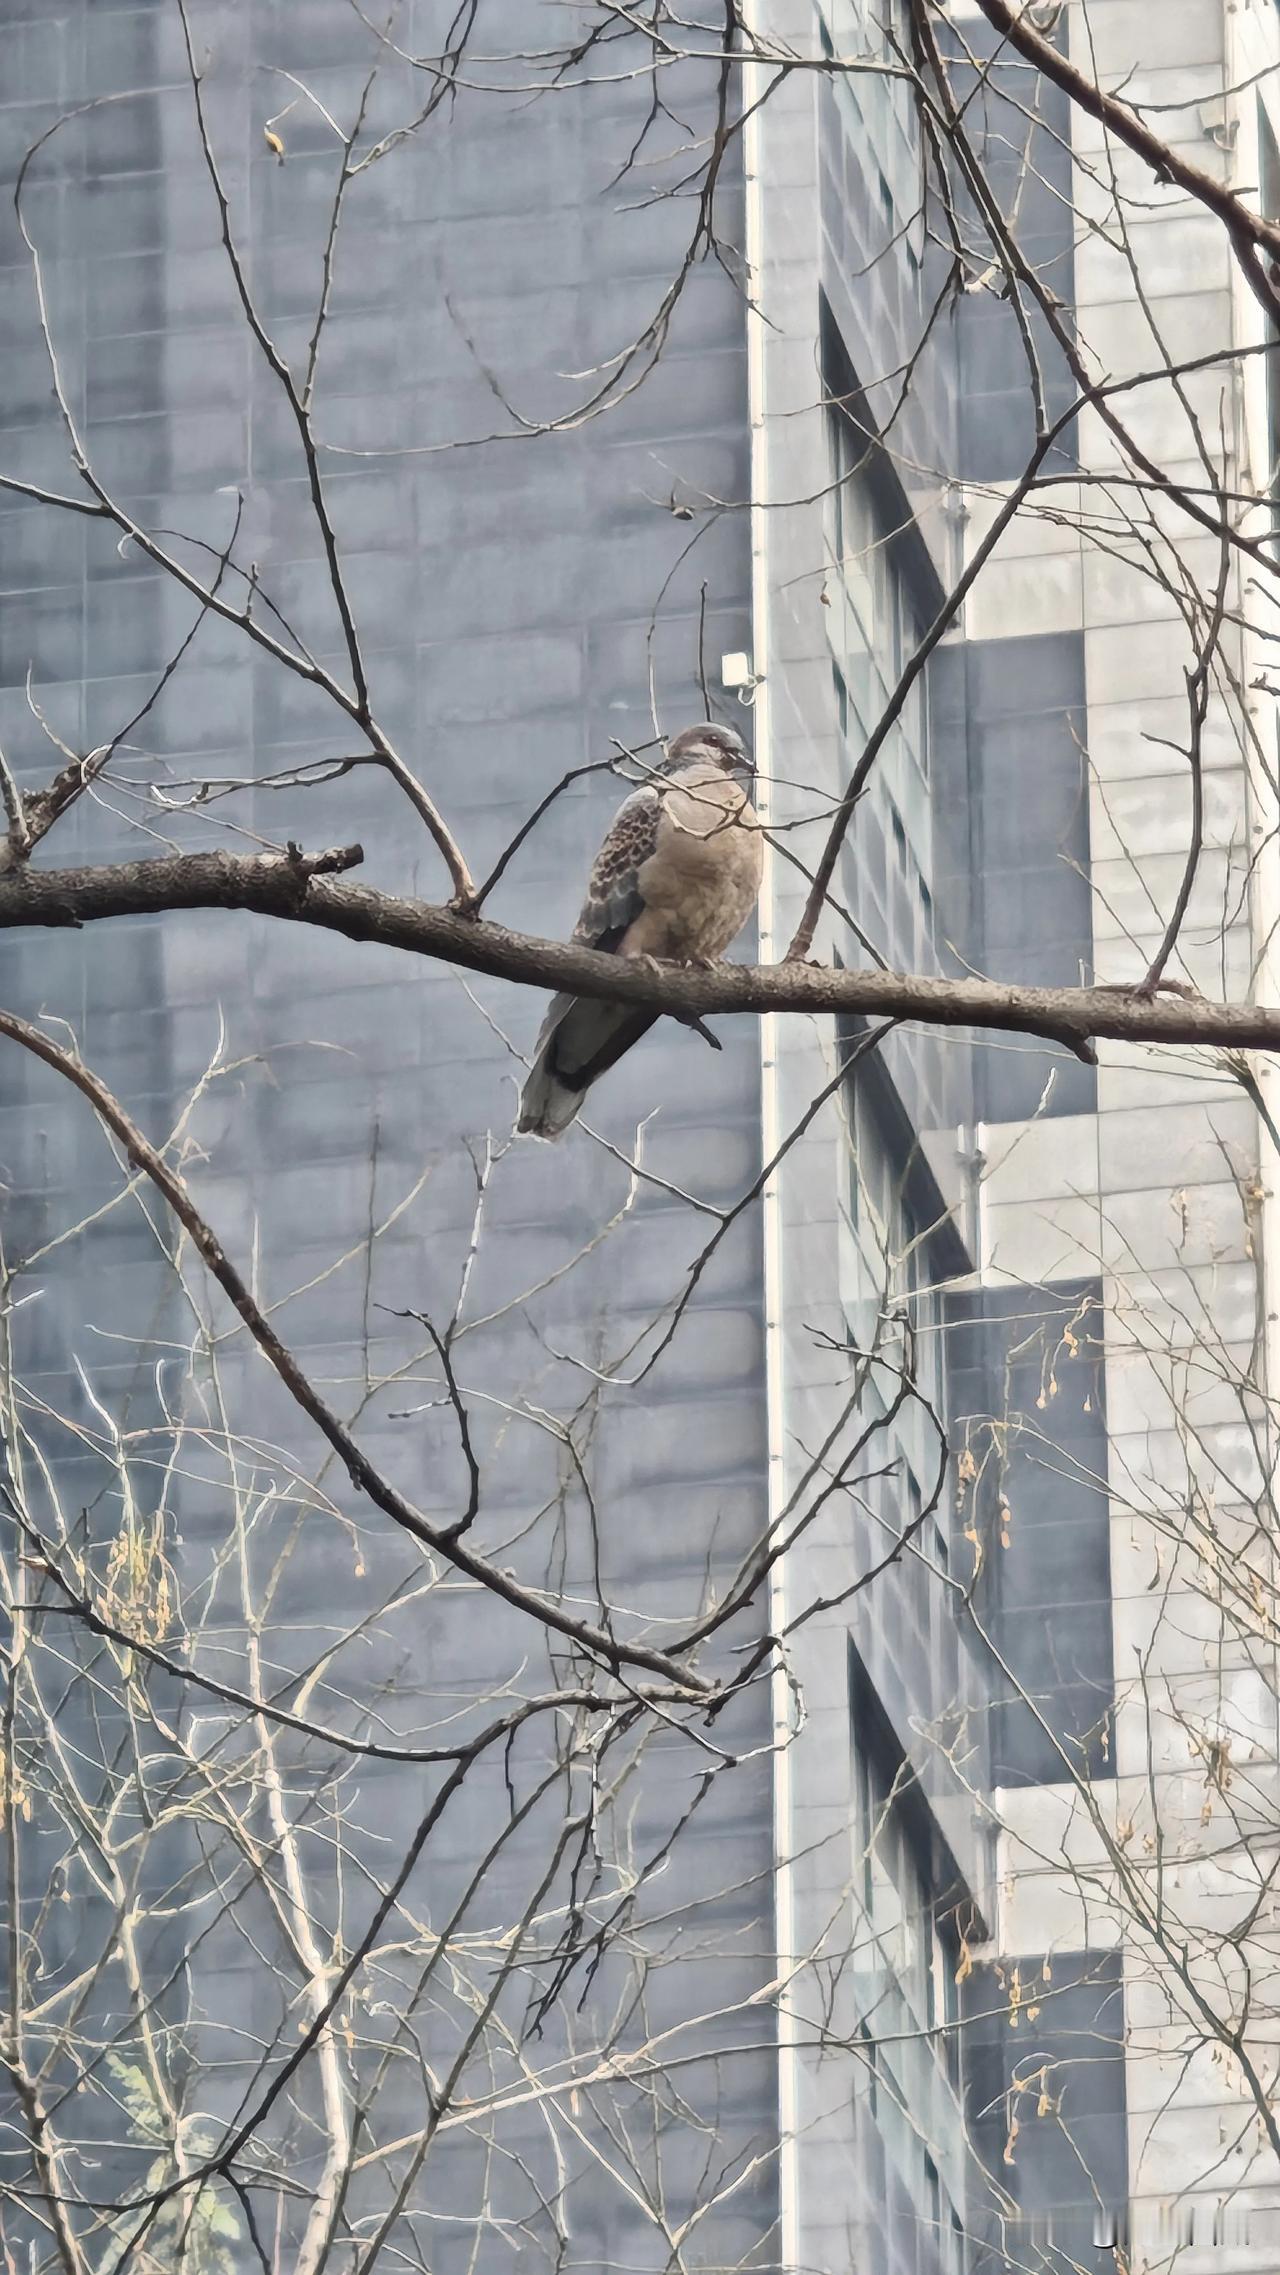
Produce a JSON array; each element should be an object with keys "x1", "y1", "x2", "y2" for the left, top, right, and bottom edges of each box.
[{"x1": 721, "y1": 650, "x2": 763, "y2": 706}]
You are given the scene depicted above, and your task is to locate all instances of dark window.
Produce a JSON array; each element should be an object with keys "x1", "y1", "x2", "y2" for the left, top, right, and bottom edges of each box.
[
  {"x1": 859, "y1": 2019, "x2": 879, "y2": 2120},
  {"x1": 948, "y1": 1281, "x2": 1114, "y2": 1785},
  {"x1": 823, "y1": 384, "x2": 933, "y2": 986},
  {"x1": 850, "y1": 1654, "x2": 971, "y2": 2267}
]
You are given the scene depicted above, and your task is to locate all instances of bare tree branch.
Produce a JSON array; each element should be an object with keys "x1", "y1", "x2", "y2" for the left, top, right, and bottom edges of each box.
[{"x1": 1, "y1": 846, "x2": 1278, "y2": 1052}]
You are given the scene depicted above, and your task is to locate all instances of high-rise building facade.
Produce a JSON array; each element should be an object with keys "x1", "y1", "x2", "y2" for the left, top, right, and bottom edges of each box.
[
  {"x1": 755, "y1": 2, "x2": 1280, "y2": 2267},
  {"x1": 1, "y1": 1, "x2": 1277, "y2": 2269}
]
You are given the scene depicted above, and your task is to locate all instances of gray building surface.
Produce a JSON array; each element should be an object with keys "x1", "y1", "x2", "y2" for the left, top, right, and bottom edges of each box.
[{"x1": 1, "y1": 0, "x2": 1274, "y2": 2270}]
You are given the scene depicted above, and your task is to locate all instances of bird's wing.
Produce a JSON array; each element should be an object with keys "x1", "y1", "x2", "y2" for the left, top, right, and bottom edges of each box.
[{"x1": 570, "y1": 783, "x2": 662, "y2": 950}]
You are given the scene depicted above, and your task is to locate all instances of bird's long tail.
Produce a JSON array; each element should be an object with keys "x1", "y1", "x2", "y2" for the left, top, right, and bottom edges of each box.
[{"x1": 517, "y1": 994, "x2": 657, "y2": 1140}]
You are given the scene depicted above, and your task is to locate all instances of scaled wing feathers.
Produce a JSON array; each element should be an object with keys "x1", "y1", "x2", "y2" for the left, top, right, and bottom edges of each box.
[{"x1": 571, "y1": 784, "x2": 661, "y2": 948}]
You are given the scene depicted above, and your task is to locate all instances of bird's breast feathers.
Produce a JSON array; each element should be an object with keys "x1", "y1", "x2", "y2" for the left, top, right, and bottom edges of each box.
[{"x1": 627, "y1": 769, "x2": 762, "y2": 962}]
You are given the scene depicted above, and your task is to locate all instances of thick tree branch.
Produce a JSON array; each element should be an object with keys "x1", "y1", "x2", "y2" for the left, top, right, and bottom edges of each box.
[
  {"x1": 966, "y1": 0, "x2": 1280, "y2": 324},
  {"x1": 2, "y1": 844, "x2": 1280, "y2": 1054}
]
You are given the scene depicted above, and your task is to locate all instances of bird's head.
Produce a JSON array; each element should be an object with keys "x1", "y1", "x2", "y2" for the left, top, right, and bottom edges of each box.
[{"x1": 663, "y1": 721, "x2": 751, "y2": 778}]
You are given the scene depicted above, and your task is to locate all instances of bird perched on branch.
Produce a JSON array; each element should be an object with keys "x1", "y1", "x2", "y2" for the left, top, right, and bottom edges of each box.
[{"x1": 517, "y1": 721, "x2": 763, "y2": 1140}]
